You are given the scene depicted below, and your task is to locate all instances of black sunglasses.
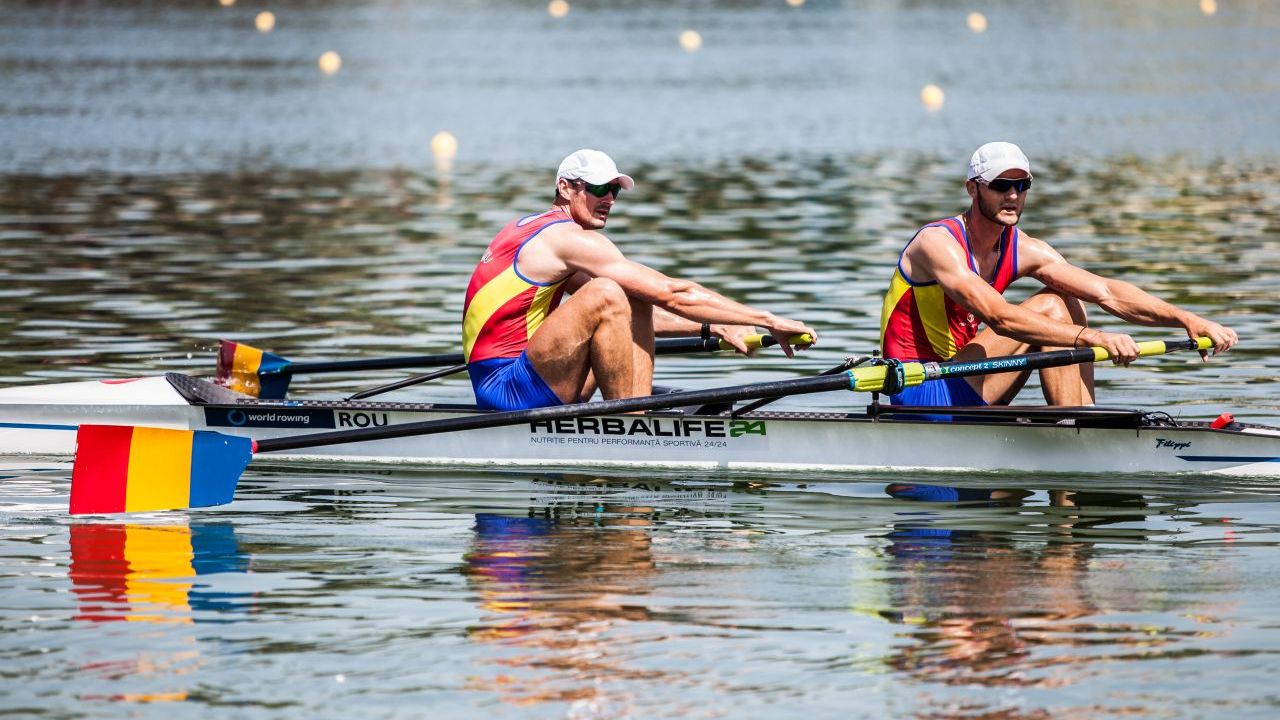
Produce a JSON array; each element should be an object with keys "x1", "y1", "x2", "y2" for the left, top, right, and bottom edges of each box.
[
  {"x1": 574, "y1": 179, "x2": 623, "y2": 198},
  {"x1": 984, "y1": 177, "x2": 1033, "y2": 193}
]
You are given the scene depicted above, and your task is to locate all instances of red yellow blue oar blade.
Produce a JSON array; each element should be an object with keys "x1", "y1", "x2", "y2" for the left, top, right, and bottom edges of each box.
[
  {"x1": 215, "y1": 340, "x2": 291, "y2": 399},
  {"x1": 70, "y1": 426, "x2": 254, "y2": 515}
]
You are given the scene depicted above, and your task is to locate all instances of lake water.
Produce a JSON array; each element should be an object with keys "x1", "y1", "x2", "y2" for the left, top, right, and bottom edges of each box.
[{"x1": 3, "y1": 1, "x2": 1280, "y2": 718}]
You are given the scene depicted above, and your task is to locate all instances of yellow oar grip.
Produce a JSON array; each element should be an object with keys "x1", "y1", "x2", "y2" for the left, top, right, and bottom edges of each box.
[
  {"x1": 721, "y1": 333, "x2": 815, "y2": 351},
  {"x1": 1091, "y1": 336, "x2": 1211, "y2": 362},
  {"x1": 849, "y1": 362, "x2": 926, "y2": 393}
]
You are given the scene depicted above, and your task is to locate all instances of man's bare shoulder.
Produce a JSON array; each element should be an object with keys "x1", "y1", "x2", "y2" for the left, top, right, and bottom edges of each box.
[
  {"x1": 540, "y1": 220, "x2": 609, "y2": 247},
  {"x1": 536, "y1": 221, "x2": 624, "y2": 271},
  {"x1": 905, "y1": 225, "x2": 967, "y2": 263},
  {"x1": 1012, "y1": 231, "x2": 1065, "y2": 272}
]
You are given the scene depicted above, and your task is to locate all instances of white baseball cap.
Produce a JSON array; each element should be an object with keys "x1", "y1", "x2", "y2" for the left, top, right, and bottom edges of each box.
[
  {"x1": 967, "y1": 141, "x2": 1032, "y2": 183},
  {"x1": 556, "y1": 149, "x2": 635, "y2": 190}
]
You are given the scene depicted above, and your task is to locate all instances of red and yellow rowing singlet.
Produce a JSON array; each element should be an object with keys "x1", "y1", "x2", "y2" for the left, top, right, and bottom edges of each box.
[
  {"x1": 463, "y1": 208, "x2": 574, "y2": 364},
  {"x1": 879, "y1": 216, "x2": 1019, "y2": 361}
]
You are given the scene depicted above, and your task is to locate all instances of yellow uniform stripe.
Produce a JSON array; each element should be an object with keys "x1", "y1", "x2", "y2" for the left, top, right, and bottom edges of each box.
[
  {"x1": 879, "y1": 272, "x2": 913, "y2": 347},
  {"x1": 462, "y1": 266, "x2": 534, "y2": 362},
  {"x1": 525, "y1": 284, "x2": 562, "y2": 340},
  {"x1": 913, "y1": 283, "x2": 959, "y2": 360},
  {"x1": 880, "y1": 271, "x2": 958, "y2": 360},
  {"x1": 125, "y1": 428, "x2": 194, "y2": 513}
]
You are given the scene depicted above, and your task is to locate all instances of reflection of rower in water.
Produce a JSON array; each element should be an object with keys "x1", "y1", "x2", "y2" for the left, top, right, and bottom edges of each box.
[
  {"x1": 871, "y1": 488, "x2": 1160, "y2": 688},
  {"x1": 462, "y1": 503, "x2": 660, "y2": 710}
]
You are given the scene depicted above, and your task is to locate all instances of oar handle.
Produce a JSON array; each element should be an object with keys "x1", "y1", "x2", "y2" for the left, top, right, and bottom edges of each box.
[
  {"x1": 654, "y1": 332, "x2": 813, "y2": 354},
  {"x1": 848, "y1": 337, "x2": 1212, "y2": 393},
  {"x1": 731, "y1": 332, "x2": 814, "y2": 352}
]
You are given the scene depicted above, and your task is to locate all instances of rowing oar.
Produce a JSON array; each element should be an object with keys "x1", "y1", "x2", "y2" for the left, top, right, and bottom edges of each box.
[
  {"x1": 217, "y1": 333, "x2": 813, "y2": 400},
  {"x1": 343, "y1": 333, "x2": 810, "y2": 401},
  {"x1": 71, "y1": 337, "x2": 1211, "y2": 515}
]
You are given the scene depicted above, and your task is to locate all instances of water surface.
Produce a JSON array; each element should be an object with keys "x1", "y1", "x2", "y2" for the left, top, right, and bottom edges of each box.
[{"x1": 3, "y1": 1, "x2": 1280, "y2": 717}]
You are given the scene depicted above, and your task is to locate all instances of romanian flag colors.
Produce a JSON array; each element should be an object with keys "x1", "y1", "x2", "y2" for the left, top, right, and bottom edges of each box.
[
  {"x1": 70, "y1": 522, "x2": 250, "y2": 623},
  {"x1": 70, "y1": 425, "x2": 254, "y2": 515},
  {"x1": 216, "y1": 339, "x2": 291, "y2": 399}
]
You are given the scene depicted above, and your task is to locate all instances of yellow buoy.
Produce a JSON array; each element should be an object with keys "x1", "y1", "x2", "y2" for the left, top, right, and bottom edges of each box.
[
  {"x1": 921, "y1": 84, "x2": 945, "y2": 112},
  {"x1": 967, "y1": 12, "x2": 988, "y2": 33},
  {"x1": 1200, "y1": 0, "x2": 1217, "y2": 16},
  {"x1": 255, "y1": 11, "x2": 275, "y2": 33},
  {"x1": 318, "y1": 51, "x2": 342, "y2": 76},
  {"x1": 219, "y1": 0, "x2": 236, "y2": 7},
  {"x1": 786, "y1": 0, "x2": 805, "y2": 7},
  {"x1": 431, "y1": 131, "x2": 459, "y2": 172},
  {"x1": 548, "y1": 0, "x2": 570, "y2": 19},
  {"x1": 679, "y1": 30, "x2": 702, "y2": 53}
]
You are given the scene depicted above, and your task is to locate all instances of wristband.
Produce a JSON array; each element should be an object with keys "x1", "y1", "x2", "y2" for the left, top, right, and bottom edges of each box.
[{"x1": 1074, "y1": 326, "x2": 1088, "y2": 347}]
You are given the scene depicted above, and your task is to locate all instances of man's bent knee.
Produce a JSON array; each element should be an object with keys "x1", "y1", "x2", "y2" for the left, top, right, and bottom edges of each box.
[{"x1": 578, "y1": 277, "x2": 629, "y2": 309}]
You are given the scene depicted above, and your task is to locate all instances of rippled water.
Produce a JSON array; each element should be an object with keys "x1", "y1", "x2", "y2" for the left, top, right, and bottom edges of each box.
[
  {"x1": 4, "y1": 1, "x2": 1280, "y2": 717},
  {"x1": 6, "y1": 468, "x2": 1280, "y2": 717}
]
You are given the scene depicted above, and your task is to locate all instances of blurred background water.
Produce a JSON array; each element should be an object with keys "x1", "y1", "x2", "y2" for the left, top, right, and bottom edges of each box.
[{"x1": 3, "y1": 1, "x2": 1280, "y2": 717}]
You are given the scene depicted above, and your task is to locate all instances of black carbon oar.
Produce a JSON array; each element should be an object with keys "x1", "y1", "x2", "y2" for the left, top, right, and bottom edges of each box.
[
  {"x1": 218, "y1": 333, "x2": 811, "y2": 400},
  {"x1": 70, "y1": 337, "x2": 1209, "y2": 515}
]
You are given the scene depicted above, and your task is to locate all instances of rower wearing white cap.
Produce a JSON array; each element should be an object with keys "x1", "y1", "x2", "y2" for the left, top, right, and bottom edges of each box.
[
  {"x1": 462, "y1": 149, "x2": 816, "y2": 411},
  {"x1": 879, "y1": 141, "x2": 1236, "y2": 408}
]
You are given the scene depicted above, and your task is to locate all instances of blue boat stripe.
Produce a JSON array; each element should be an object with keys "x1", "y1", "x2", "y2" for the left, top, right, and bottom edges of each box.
[
  {"x1": 0, "y1": 422, "x2": 77, "y2": 431},
  {"x1": 1179, "y1": 455, "x2": 1280, "y2": 463}
]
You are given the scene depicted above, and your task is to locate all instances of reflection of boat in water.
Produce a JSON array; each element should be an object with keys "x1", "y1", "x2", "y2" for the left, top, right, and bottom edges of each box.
[
  {"x1": 68, "y1": 522, "x2": 252, "y2": 702},
  {"x1": 521, "y1": 475, "x2": 737, "y2": 522}
]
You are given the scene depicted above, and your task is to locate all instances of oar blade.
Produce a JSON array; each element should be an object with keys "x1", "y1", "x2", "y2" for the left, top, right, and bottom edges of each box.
[
  {"x1": 70, "y1": 425, "x2": 254, "y2": 515},
  {"x1": 215, "y1": 340, "x2": 291, "y2": 399}
]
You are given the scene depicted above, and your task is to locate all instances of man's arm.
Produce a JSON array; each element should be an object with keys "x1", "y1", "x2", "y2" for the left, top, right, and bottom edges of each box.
[
  {"x1": 553, "y1": 229, "x2": 816, "y2": 356},
  {"x1": 1023, "y1": 237, "x2": 1237, "y2": 356},
  {"x1": 909, "y1": 228, "x2": 1141, "y2": 361}
]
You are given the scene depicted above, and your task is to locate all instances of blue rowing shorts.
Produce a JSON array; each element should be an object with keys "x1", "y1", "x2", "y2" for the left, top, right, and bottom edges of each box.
[
  {"x1": 889, "y1": 375, "x2": 987, "y2": 407},
  {"x1": 468, "y1": 352, "x2": 564, "y2": 412}
]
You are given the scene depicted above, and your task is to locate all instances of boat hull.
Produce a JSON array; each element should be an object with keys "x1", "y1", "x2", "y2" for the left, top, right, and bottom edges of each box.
[{"x1": 2, "y1": 375, "x2": 1279, "y2": 477}]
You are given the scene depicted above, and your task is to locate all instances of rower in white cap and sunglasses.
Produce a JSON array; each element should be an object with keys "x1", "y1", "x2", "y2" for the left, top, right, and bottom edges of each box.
[
  {"x1": 878, "y1": 141, "x2": 1236, "y2": 408},
  {"x1": 461, "y1": 149, "x2": 816, "y2": 411}
]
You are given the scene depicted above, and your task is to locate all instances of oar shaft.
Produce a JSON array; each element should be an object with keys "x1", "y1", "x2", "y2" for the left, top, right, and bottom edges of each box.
[
  {"x1": 285, "y1": 353, "x2": 463, "y2": 374},
  {"x1": 272, "y1": 333, "x2": 809, "y2": 376},
  {"x1": 255, "y1": 372, "x2": 852, "y2": 453}
]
